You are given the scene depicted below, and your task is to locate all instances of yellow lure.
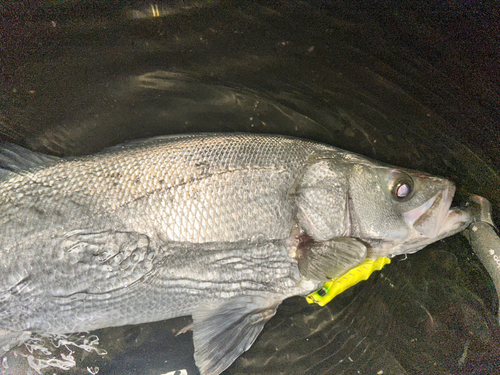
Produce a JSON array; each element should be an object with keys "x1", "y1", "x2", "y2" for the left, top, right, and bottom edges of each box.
[{"x1": 306, "y1": 257, "x2": 391, "y2": 306}]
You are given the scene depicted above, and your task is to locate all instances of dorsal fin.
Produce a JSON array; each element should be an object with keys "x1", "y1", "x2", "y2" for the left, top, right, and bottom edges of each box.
[{"x1": 0, "y1": 142, "x2": 60, "y2": 180}]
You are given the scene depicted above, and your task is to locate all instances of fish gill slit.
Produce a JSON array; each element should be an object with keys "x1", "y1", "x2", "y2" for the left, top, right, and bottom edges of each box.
[
  {"x1": 294, "y1": 232, "x2": 314, "y2": 261},
  {"x1": 343, "y1": 187, "x2": 352, "y2": 237}
]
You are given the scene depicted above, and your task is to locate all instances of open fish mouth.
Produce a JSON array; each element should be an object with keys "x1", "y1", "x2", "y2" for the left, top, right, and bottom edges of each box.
[{"x1": 404, "y1": 183, "x2": 455, "y2": 239}]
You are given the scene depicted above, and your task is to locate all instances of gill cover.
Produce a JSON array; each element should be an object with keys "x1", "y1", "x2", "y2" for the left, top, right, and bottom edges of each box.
[{"x1": 291, "y1": 158, "x2": 350, "y2": 241}]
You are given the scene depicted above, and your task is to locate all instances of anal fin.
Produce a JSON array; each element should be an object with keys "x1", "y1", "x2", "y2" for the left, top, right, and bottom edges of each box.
[{"x1": 192, "y1": 295, "x2": 281, "y2": 375}]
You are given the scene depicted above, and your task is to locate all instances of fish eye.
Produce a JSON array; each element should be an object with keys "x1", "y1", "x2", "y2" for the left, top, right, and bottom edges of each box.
[{"x1": 390, "y1": 172, "x2": 414, "y2": 201}]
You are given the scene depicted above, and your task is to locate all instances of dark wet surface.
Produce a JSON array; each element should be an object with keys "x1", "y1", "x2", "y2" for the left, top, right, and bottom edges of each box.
[{"x1": 1, "y1": 1, "x2": 499, "y2": 374}]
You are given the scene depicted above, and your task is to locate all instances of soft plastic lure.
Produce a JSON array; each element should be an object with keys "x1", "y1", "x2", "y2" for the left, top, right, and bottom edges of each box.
[
  {"x1": 463, "y1": 195, "x2": 500, "y2": 323},
  {"x1": 306, "y1": 257, "x2": 391, "y2": 306}
]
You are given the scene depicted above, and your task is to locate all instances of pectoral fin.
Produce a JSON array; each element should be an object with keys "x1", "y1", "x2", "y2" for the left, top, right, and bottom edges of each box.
[
  {"x1": 192, "y1": 295, "x2": 281, "y2": 375},
  {"x1": 297, "y1": 237, "x2": 367, "y2": 281}
]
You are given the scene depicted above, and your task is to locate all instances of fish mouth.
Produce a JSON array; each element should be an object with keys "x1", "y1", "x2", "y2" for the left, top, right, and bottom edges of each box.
[{"x1": 404, "y1": 183, "x2": 455, "y2": 239}]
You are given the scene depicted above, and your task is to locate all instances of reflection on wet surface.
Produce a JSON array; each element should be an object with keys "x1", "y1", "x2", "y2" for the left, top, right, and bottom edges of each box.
[{"x1": 1, "y1": 1, "x2": 499, "y2": 374}]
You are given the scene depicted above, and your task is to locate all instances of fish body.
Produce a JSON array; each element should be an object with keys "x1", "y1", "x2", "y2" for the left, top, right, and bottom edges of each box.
[{"x1": 0, "y1": 134, "x2": 471, "y2": 374}]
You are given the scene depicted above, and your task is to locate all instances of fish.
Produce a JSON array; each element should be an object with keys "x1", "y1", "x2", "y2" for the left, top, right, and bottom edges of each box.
[{"x1": 0, "y1": 133, "x2": 472, "y2": 374}]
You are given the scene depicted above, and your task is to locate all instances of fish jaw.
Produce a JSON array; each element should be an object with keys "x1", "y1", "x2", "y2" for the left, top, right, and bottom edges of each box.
[
  {"x1": 433, "y1": 206, "x2": 472, "y2": 241},
  {"x1": 404, "y1": 182, "x2": 455, "y2": 239},
  {"x1": 372, "y1": 182, "x2": 472, "y2": 258},
  {"x1": 405, "y1": 180, "x2": 472, "y2": 242}
]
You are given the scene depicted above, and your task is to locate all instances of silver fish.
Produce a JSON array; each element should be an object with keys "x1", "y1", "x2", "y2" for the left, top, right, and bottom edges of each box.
[{"x1": 0, "y1": 133, "x2": 471, "y2": 374}]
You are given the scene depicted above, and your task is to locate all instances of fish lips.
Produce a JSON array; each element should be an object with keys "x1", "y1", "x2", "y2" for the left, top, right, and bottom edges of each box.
[{"x1": 404, "y1": 183, "x2": 455, "y2": 239}]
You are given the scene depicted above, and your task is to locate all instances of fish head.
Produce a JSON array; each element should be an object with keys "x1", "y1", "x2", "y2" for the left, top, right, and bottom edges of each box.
[{"x1": 347, "y1": 162, "x2": 471, "y2": 257}]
